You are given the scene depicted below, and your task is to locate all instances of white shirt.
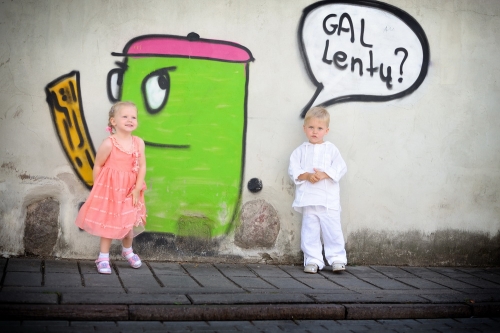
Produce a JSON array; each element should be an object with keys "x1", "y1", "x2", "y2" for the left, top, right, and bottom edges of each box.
[{"x1": 289, "y1": 141, "x2": 347, "y2": 212}]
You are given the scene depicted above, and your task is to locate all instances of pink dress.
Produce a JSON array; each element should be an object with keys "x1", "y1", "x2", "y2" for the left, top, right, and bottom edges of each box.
[{"x1": 76, "y1": 136, "x2": 146, "y2": 239}]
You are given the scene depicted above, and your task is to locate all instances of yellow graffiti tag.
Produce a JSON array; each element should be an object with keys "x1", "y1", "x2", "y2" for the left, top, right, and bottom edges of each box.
[{"x1": 45, "y1": 71, "x2": 95, "y2": 188}]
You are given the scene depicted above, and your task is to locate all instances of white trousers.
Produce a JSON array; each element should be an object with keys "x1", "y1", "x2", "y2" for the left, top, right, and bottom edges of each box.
[{"x1": 301, "y1": 205, "x2": 347, "y2": 270}]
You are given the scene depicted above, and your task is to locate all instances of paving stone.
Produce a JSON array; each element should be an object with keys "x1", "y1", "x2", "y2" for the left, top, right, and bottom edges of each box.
[
  {"x1": 214, "y1": 264, "x2": 257, "y2": 277},
  {"x1": 6, "y1": 258, "x2": 42, "y2": 272},
  {"x1": 335, "y1": 320, "x2": 378, "y2": 330},
  {"x1": 453, "y1": 317, "x2": 499, "y2": 325},
  {"x1": 296, "y1": 277, "x2": 347, "y2": 289},
  {"x1": 261, "y1": 277, "x2": 311, "y2": 289},
  {"x1": 125, "y1": 286, "x2": 175, "y2": 294},
  {"x1": 472, "y1": 302, "x2": 500, "y2": 317},
  {"x1": 376, "y1": 318, "x2": 419, "y2": 327},
  {"x1": 182, "y1": 263, "x2": 221, "y2": 276},
  {"x1": 427, "y1": 267, "x2": 473, "y2": 277},
  {"x1": 454, "y1": 277, "x2": 500, "y2": 289},
  {"x1": 195, "y1": 275, "x2": 241, "y2": 289},
  {"x1": 395, "y1": 277, "x2": 450, "y2": 289},
  {"x1": 0, "y1": 320, "x2": 21, "y2": 326},
  {"x1": 229, "y1": 276, "x2": 276, "y2": 289},
  {"x1": 429, "y1": 267, "x2": 472, "y2": 279},
  {"x1": 345, "y1": 266, "x2": 386, "y2": 278},
  {"x1": 148, "y1": 262, "x2": 188, "y2": 275},
  {"x1": 118, "y1": 273, "x2": 161, "y2": 289},
  {"x1": 252, "y1": 319, "x2": 300, "y2": 331},
  {"x1": 246, "y1": 264, "x2": 290, "y2": 277},
  {"x1": 3, "y1": 272, "x2": 42, "y2": 287},
  {"x1": 400, "y1": 267, "x2": 445, "y2": 278},
  {"x1": 70, "y1": 321, "x2": 118, "y2": 327},
  {"x1": 311, "y1": 293, "x2": 429, "y2": 304},
  {"x1": 362, "y1": 289, "x2": 459, "y2": 296},
  {"x1": 295, "y1": 319, "x2": 340, "y2": 329},
  {"x1": 44, "y1": 260, "x2": 79, "y2": 274},
  {"x1": 324, "y1": 276, "x2": 380, "y2": 290},
  {"x1": 1, "y1": 286, "x2": 125, "y2": 295},
  {"x1": 23, "y1": 320, "x2": 69, "y2": 327},
  {"x1": 0, "y1": 304, "x2": 129, "y2": 321},
  {"x1": 0, "y1": 291, "x2": 58, "y2": 304},
  {"x1": 156, "y1": 274, "x2": 201, "y2": 289},
  {"x1": 415, "y1": 318, "x2": 459, "y2": 325},
  {"x1": 61, "y1": 292, "x2": 190, "y2": 305},
  {"x1": 48, "y1": 326, "x2": 97, "y2": 333},
  {"x1": 131, "y1": 304, "x2": 345, "y2": 321},
  {"x1": 161, "y1": 321, "x2": 211, "y2": 330},
  {"x1": 370, "y1": 266, "x2": 418, "y2": 279},
  {"x1": 420, "y1": 292, "x2": 478, "y2": 304},
  {"x1": 44, "y1": 273, "x2": 82, "y2": 287},
  {"x1": 345, "y1": 304, "x2": 471, "y2": 320},
  {"x1": 426, "y1": 277, "x2": 479, "y2": 289},
  {"x1": 463, "y1": 290, "x2": 500, "y2": 301},
  {"x1": 305, "y1": 289, "x2": 358, "y2": 296},
  {"x1": 360, "y1": 277, "x2": 415, "y2": 290},
  {"x1": 82, "y1": 273, "x2": 121, "y2": 287},
  {"x1": 188, "y1": 293, "x2": 313, "y2": 305},
  {"x1": 6, "y1": 319, "x2": 500, "y2": 332},
  {"x1": 457, "y1": 270, "x2": 500, "y2": 284}
]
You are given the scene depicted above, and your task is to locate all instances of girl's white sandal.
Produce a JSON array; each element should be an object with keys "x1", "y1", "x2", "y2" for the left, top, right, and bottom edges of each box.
[{"x1": 95, "y1": 258, "x2": 112, "y2": 274}]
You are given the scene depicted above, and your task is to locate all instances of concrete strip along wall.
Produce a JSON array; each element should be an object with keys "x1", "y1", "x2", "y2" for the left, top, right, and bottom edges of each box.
[{"x1": 0, "y1": 0, "x2": 498, "y2": 266}]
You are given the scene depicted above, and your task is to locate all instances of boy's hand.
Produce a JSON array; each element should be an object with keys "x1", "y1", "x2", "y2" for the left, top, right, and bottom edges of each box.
[
  {"x1": 298, "y1": 170, "x2": 330, "y2": 184},
  {"x1": 313, "y1": 169, "x2": 330, "y2": 181},
  {"x1": 307, "y1": 172, "x2": 320, "y2": 184}
]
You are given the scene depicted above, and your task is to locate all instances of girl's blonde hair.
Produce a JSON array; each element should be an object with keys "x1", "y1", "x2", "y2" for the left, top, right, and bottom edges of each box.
[
  {"x1": 108, "y1": 101, "x2": 137, "y2": 133},
  {"x1": 304, "y1": 106, "x2": 330, "y2": 127}
]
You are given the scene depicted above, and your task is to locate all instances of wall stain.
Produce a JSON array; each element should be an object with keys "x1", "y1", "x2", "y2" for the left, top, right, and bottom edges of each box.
[{"x1": 347, "y1": 228, "x2": 500, "y2": 266}]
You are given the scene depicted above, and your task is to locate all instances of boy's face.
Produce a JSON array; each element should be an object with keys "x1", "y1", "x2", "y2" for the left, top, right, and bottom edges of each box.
[{"x1": 303, "y1": 117, "x2": 329, "y2": 144}]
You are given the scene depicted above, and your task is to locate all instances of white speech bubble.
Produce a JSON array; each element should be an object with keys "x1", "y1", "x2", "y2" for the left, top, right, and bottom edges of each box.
[{"x1": 299, "y1": 1, "x2": 430, "y2": 116}]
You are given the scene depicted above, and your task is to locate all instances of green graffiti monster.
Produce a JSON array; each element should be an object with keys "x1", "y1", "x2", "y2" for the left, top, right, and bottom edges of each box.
[{"x1": 107, "y1": 33, "x2": 253, "y2": 238}]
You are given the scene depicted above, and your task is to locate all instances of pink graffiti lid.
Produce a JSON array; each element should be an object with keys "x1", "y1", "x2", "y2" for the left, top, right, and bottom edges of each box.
[{"x1": 113, "y1": 33, "x2": 254, "y2": 63}]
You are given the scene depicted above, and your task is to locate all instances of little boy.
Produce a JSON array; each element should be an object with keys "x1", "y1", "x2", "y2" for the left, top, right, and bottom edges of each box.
[{"x1": 288, "y1": 107, "x2": 347, "y2": 273}]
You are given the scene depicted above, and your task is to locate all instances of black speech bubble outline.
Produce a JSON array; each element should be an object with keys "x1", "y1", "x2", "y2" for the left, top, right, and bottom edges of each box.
[{"x1": 298, "y1": 0, "x2": 430, "y2": 117}]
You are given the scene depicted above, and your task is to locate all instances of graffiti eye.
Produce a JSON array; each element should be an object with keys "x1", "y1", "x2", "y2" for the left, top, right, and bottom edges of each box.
[
  {"x1": 106, "y1": 67, "x2": 124, "y2": 102},
  {"x1": 142, "y1": 67, "x2": 176, "y2": 115}
]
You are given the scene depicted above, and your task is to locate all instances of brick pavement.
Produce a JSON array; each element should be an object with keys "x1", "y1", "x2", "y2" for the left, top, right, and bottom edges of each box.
[{"x1": 0, "y1": 257, "x2": 499, "y2": 321}]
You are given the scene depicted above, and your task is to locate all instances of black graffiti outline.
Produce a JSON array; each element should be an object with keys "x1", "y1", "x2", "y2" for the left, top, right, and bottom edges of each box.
[{"x1": 298, "y1": 0, "x2": 430, "y2": 117}]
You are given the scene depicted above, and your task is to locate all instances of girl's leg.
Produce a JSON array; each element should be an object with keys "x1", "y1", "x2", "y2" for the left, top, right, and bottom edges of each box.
[
  {"x1": 96, "y1": 237, "x2": 112, "y2": 274},
  {"x1": 121, "y1": 230, "x2": 133, "y2": 248},
  {"x1": 121, "y1": 230, "x2": 141, "y2": 268},
  {"x1": 100, "y1": 237, "x2": 112, "y2": 253}
]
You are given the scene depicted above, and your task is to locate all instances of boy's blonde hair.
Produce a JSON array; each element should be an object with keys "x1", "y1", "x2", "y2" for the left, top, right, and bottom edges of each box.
[{"x1": 304, "y1": 106, "x2": 330, "y2": 127}]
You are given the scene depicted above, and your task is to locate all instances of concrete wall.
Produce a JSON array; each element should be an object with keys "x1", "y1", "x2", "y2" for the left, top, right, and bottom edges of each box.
[{"x1": 0, "y1": 0, "x2": 499, "y2": 266}]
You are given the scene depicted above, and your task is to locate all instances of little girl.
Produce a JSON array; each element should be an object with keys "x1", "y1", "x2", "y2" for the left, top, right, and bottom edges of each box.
[{"x1": 76, "y1": 101, "x2": 147, "y2": 274}]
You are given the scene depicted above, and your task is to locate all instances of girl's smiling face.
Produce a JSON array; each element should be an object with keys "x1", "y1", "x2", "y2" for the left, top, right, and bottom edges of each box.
[
  {"x1": 303, "y1": 117, "x2": 329, "y2": 144},
  {"x1": 111, "y1": 105, "x2": 138, "y2": 133}
]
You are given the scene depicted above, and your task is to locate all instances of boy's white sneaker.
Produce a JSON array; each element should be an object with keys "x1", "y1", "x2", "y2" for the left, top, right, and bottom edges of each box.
[
  {"x1": 332, "y1": 263, "x2": 345, "y2": 272},
  {"x1": 304, "y1": 263, "x2": 318, "y2": 273}
]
